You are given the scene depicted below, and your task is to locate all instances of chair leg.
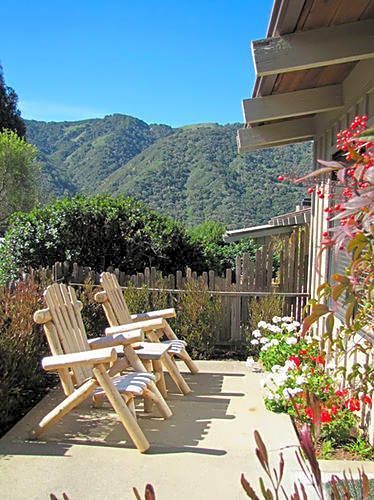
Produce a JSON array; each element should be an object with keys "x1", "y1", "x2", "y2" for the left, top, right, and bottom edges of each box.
[
  {"x1": 147, "y1": 331, "x2": 191, "y2": 395},
  {"x1": 31, "y1": 378, "x2": 98, "y2": 438},
  {"x1": 92, "y1": 364, "x2": 150, "y2": 453},
  {"x1": 126, "y1": 397, "x2": 136, "y2": 419},
  {"x1": 143, "y1": 387, "x2": 172, "y2": 419},
  {"x1": 178, "y1": 349, "x2": 199, "y2": 374},
  {"x1": 152, "y1": 359, "x2": 167, "y2": 398},
  {"x1": 162, "y1": 352, "x2": 192, "y2": 395},
  {"x1": 142, "y1": 360, "x2": 153, "y2": 413},
  {"x1": 163, "y1": 323, "x2": 199, "y2": 374}
]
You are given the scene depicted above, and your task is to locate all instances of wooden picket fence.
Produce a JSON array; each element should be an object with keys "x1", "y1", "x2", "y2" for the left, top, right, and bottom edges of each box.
[{"x1": 29, "y1": 227, "x2": 309, "y2": 346}]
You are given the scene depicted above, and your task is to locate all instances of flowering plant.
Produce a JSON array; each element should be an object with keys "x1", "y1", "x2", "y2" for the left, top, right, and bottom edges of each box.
[
  {"x1": 277, "y1": 117, "x2": 373, "y2": 406},
  {"x1": 262, "y1": 345, "x2": 372, "y2": 447},
  {"x1": 249, "y1": 316, "x2": 310, "y2": 370}
]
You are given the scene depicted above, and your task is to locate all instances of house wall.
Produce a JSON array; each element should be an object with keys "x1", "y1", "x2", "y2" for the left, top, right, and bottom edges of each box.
[{"x1": 309, "y1": 59, "x2": 374, "y2": 443}]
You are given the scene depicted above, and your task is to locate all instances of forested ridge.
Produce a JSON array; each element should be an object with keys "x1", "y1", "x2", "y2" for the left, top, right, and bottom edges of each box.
[{"x1": 26, "y1": 114, "x2": 312, "y2": 227}]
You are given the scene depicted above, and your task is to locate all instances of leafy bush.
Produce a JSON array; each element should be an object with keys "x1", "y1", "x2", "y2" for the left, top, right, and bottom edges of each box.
[
  {"x1": 320, "y1": 410, "x2": 357, "y2": 446},
  {"x1": 174, "y1": 279, "x2": 222, "y2": 359},
  {"x1": 247, "y1": 316, "x2": 309, "y2": 371},
  {"x1": 247, "y1": 295, "x2": 284, "y2": 331},
  {"x1": 0, "y1": 194, "x2": 207, "y2": 283},
  {"x1": 188, "y1": 220, "x2": 256, "y2": 273},
  {"x1": 122, "y1": 279, "x2": 222, "y2": 359},
  {"x1": 0, "y1": 129, "x2": 39, "y2": 231},
  {"x1": 0, "y1": 279, "x2": 55, "y2": 436},
  {"x1": 77, "y1": 281, "x2": 108, "y2": 339}
]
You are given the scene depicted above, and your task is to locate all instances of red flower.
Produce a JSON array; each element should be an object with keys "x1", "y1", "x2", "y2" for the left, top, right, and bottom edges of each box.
[
  {"x1": 330, "y1": 405, "x2": 339, "y2": 415},
  {"x1": 320, "y1": 410, "x2": 332, "y2": 423},
  {"x1": 361, "y1": 394, "x2": 372, "y2": 406},
  {"x1": 288, "y1": 355, "x2": 301, "y2": 368},
  {"x1": 305, "y1": 407, "x2": 313, "y2": 419},
  {"x1": 312, "y1": 355, "x2": 325, "y2": 366},
  {"x1": 299, "y1": 349, "x2": 307, "y2": 356},
  {"x1": 335, "y1": 388, "x2": 348, "y2": 398},
  {"x1": 277, "y1": 175, "x2": 285, "y2": 182},
  {"x1": 345, "y1": 398, "x2": 360, "y2": 412}
]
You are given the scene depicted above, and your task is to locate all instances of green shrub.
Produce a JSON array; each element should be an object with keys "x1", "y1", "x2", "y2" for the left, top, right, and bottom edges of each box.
[
  {"x1": 123, "y1": 280, "x2": 221, "y2": 359},
  {"x1": 0, "y1": 194, "x2": 207, "y2": 283},
  {"x1": 77, "y1": 280, "x2": 108, "y2": 339},
  {"x1": 247, "y1": 295, "x2": 284, "y2": 331},
  {"x1": 188, "y1": 220, "x2": 257, "y2": 273},
  {"x1": 0, "y1": 279, "x2": 55, "y2": 436},
  {"x1": 174, "y1": 279, "x2": 222, "y2": 359},
  {"x1": 320, "y1": 410, "x2": 357, "y2": 446},
  {"x1": 0, "y1": 129, "x2": 39, "y2": 232}
]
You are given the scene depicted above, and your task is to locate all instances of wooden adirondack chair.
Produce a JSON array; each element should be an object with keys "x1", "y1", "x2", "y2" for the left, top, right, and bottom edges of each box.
[
  {"x1": 95, "y1": 272, "x2": 199, "y2": 395},
  {"x1": 32, "y1": 283, "x2": 172, "y2": 453}
]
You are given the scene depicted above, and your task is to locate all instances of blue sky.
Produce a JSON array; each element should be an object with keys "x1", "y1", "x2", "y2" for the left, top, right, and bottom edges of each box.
[{"x1": 1, "y1": 1, "x2": 273, "y2": 126}]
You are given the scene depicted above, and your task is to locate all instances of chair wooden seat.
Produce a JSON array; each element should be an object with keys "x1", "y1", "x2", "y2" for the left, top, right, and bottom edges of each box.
[
  {"x1": 94, "y1": 372, "x2": 155, "y2": 397},
  {"x1": 111, "y1": 341, "x2": 171, "y2": 360},
  {"x1": 162, "y1": 339, "x2": 187, "y2": 355}
]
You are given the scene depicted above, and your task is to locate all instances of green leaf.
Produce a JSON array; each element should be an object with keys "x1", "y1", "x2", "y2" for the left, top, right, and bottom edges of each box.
[{"x1": 358, "y1": 128, "x2": 374, "y2": 141}]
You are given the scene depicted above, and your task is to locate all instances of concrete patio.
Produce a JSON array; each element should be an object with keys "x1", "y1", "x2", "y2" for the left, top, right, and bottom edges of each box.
[{"x1": 0, "y1": 360, "x2": 365, "y2": 499}]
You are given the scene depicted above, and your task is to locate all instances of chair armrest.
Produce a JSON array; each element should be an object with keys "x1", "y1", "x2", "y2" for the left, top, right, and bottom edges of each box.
[
  {"x1": 130, "y1": 308, "x2": 176, "y2": 321},
  {"x1": 88, "y1": 329, "x2": 144, "y2": 349},
  {"x1": 105, "y1": 318, "x2": 165, "y2": 336},
  {"x1": 42, "y1": 347, "x2": 117, "y2": 371}
]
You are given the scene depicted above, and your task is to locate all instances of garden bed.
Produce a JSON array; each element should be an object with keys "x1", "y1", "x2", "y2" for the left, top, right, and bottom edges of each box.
[{"x1": 247, "y1": 316, "x2": 373, "y2": 464}]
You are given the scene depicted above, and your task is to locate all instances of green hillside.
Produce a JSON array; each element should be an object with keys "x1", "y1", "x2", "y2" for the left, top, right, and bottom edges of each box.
[
  {"x1": 26, "y1": 114, "x2": 172, "y2": 196},
  {"x1": 26, "y1": 115, "x2": 312, "y2": 227}
]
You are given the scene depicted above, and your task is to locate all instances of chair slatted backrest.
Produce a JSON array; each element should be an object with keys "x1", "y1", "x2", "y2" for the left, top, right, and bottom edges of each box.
[
  {"x1": 43, "y1": 283, "x2": 92, "y2": 387},
  {"x1": 101, "y1": 272, "x2": 132, "y2": 326}
]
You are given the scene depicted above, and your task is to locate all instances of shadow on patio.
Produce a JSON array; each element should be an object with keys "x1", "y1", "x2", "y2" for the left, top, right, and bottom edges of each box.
[{"x1": 0, "y1": 368, "x2": 245, "y2": 458}]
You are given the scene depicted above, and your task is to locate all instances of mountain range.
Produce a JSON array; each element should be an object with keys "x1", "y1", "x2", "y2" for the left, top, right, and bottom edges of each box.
[{"x1": 26, "y1": 114, "x2": 312, "y2": 228}]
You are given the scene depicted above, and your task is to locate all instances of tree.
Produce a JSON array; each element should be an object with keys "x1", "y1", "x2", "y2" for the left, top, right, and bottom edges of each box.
[
  {"x1": 0, "y1": 130, "x2": 39, "y2": 231},
  {"x1": 189, "y1": 220, "x2": 257, "y2": 273},
  {"x1": 0, "y1": 65, "x2": 26, "y2": 137}
]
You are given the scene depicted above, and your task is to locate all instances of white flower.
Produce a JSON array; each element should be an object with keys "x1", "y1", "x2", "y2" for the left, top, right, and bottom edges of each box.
[
  {"x1": 267, "y1": 394, "x2": 274, "y2": 400},
  {"x1": 274, "y1": 375, "x2": 288, "y2": 386},
  {"x1": 260, "y1": 337, "x2": 269, "y2": 344},
  {"x1": 270, "y1": 339, "x2": 279, "y2": 346},
  {"x1": 272, "y1": 316, "x2": 282, "y2": 323},
  {"x1": 283, "y1": 387, "x2": 302, "y2": 399},
  {"x1": 282, "y1": 388, "x2": 292, "y2": 399},
  {"x1": 268, "y1": 324, "x2": 282, "y2": 334},
  {"x1": 286, "y1": 337, "x2": 297, "y2": 345},
  {"x1": 295, "y1": 375, "x2": 306, "y2": 385},
  {"x1": 250, "y1": 339, "x2": 259, "y2": 345},
  {"x1": 252, "y1": 329, "x2": 262, "y2": 338},
  {"x1": 258, "y1": 320, "x2": 267, "y2": 328},
  {"x1": 271, "y1": 365, "x2": 281, "y2": 373},
  {"x1": 282, "y1": 316, "x2": 293, "y2": 323},
  {"x1": 286, "y1": 324, "x2": 296, "y2": 333},
  {"x1": 246, "y1": 357, "x2": 255, "y2": 368},
  {"x1": 292, "y1": 321, "x2": 300, "y2": 328},
  {"x1": 261, "y1": 344, "x2": 269, "y2": 352},
  {"x1": 285, "y1": 360, "x2": 297, "y2": 371},
  {"x1": 274, "y1": 394, "x2": 281, "y2": 401}
]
